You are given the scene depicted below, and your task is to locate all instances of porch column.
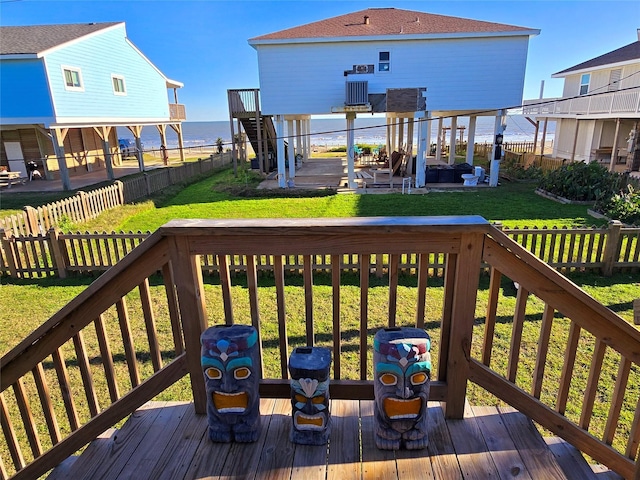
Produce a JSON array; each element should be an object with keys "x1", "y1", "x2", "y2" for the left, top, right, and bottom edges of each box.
[
  {"x1": 406, "y1": 117, "x2": 414, "y2": 175},
  {"x1": 52, "y1": 127, "x2": 71, "y2": 191},
  {"x1": 295, "y1": 119, "x2": 302, "y2": 160},
  {"x1": 229, "y1": 112, "x2": 238, "y2": 176},
  {"x1": 570, "y1": 119, "x2": 580, "y2": 162},
  {"x1": 436, "y1": 117, "x2": 444, "y2": 162},
  {"x1": 94, "y1": 126, "x2": 115, "y2": 181},
  {"x1": 609, "y1": 118, "x2": 621, "y2": 172},
  {"x1": 127, "y1": 125, "x2": 145, "y2": 171},
  {"x1": 466, "y1": 116, "x2": 477, "y2": 165},
  {"x1": 540, "y1": 118, "x2": 549, "y2": 155},
  {"x1": 346, "y1": 112, "x2": 356, "y2": 188},
  {"x1": 448, "y1": 116, "x2": 457, "y2": 165},
  {"x1": 425, "y1": 112, "x2": 432, "y2": 158},
  {"x1": 175, "y1": 124, "x2": 186, "y2": 163},
  {"x1": 287, "y1": 118, "x2": 295, "y2": 180},
  {"x1": 254, "y1": 89, "x2": 265, "y2": 174},
  {"x1": 386, "y1": 118, "x2": 392, "y2": 158},
  {"x1": 398, "y1": 117, "x2": 405, "y2": 153},
  {"x1": 156, "y1": 124, "x2": 169, "y2": 165},
  {"x1": 390, "y1": 118, "x2": 397, "y2": 153},
  {"x1": 489, "y1": 109, "x2": 506, "y2": 187},
  {"x1": 275, "y1": 115, "x2": 286, "y2": 188},
  {"x1": 532, "y1": 120, "x2": 540, "y2": 155},
  {"x1": 416, "y1": 112, "x2": 428, "y2": 187}
]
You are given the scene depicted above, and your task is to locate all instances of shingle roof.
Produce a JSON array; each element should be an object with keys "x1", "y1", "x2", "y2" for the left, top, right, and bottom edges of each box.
[
  {"x1": 249, "y1": 7, "x2": 536, "y2": 42},
  {"x1": 553, "y1": 40, "x2": 640, "y2": 76},
  {"x1": 0, "y1": 22, "x2": 121, "y2": 55}
]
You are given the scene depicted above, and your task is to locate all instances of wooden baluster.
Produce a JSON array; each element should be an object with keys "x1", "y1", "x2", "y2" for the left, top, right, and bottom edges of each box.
[
  {"x1": 360, "y1": 253, "x2": 370, "y2": 380},
  {"x1": 246, "y1": 255, "x2": 264, "y2": 377},
  {"x1": 161, "y1": 263, "x2": 184, "y2": 356},
  {"x1": 52, "y1": 347, "x2": 80, "y2": 430},
  {"x1": 438, "y1": 253, "x2": 457, "y2": 382},
  {"x1": 388, "y1": 253, "x2": 399, "y2": 328},
  {"x1": 482, "y1": 267, "x2": 502, "y2": 366},
  {"x1": 218, "y1": 254, "x2": 234, "y2": 325},
  {"x1": 415, "y1": 253, "x2": 429, "y2": 330},
  {"x1": 12, "y1": 378, "x2": 42, "y2": 457},
  {"x1": 604, "y1": 357, "x2": 631, "y2": 445},
  {"x1": 548, "y1": 226, "x2": 558, "y2": 266},
  {"x1": 0, "y1": 392, "x2": 25, "y2": 471},
  {"x1": 72, "y1": 331, "x2": 99, "y2": 417},
  {"x1": 532, "y1": 304, "x2": 554, "y2": 399},
  {"x1": 274, "y1": 255, "x2": 288, "y2": 379},
  {"x1": 139, "y1": 278, "x2": 162, "y2": 372},
  {"x1": 625, "y1": 394, "x2": 640, "y2": 461},
  {"x1": 331, "y1": 254, "x2": 341, "y2": 379},
  {"x1": 94, "y1": 315, "x2": 120, "y2": 403},
  {"x1": 32, "y1": 362, "x2": 61, "y2": 444},
  {"x1": 557, "y1": 322, "x2": 581, "y2": 415},
  {"x1": 507, "y1": 286, "x2": 529, "y2": 383},
  {"x1": 579, "y1": 338, "x2": 606, "y2": 429},
  {"x1": 116, "y1": 297, "x2": 141, "y2": 388},
  {"x1": 303, "y1": 254, "x2": 314, "y2": 346}
]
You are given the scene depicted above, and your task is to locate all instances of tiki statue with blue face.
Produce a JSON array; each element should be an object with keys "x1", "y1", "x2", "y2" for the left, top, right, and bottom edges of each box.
[
  {"x1": 201, "y1": 324, "x2": 261, "y2": 443},
  {"x1": 373, "y1": 327, "x2": 431, "y2": 450},
  {"x1": 288, "y1": 347, "x2": 332, "y2": 445}
]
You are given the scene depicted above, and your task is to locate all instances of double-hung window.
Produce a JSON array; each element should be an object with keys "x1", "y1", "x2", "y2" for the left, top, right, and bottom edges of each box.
[
  {"x1": 579, "y1": 74, "x2": 590, "y2": 96},
  {"x1": 62, "y1": 66, "x2": 83, "y2": 91},
  {"x1": 112, "y1": 74, "x2": 126, "y2": 95},
  {"x1": 378, "y1": 51, "x2": 390, "y2": 72}
]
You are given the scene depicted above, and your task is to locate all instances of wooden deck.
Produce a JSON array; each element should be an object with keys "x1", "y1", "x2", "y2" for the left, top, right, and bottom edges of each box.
[{"x1": 47, "y1": 399, "x2": 620, "y2": 480}]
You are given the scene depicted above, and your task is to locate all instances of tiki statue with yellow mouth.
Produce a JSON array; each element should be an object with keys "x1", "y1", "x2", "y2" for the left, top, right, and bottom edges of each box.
[
  {"x1": 373, "y1": 327, "x2": 431, "y2": 450},
  {"x1": 201, "y1": 324, "x2": 261, "y2": 442},
  {"x1": 288, "y1": 346, "x2": 332, "y2": 445}
]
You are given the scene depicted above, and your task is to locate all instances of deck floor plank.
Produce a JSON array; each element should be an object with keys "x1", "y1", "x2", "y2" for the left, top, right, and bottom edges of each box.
[
  {"x1": 498, "y1": 406, "x2": 567, "y2": 479},
  {"x1": 544, "y1": 437, "x2": 598, "y2": 480},
  {"x1": 47, "y1": 399, "x2": 585, "y2": 480},
  {"x1": 471, "y1": 405, "x2": 532, "y2": 480}
]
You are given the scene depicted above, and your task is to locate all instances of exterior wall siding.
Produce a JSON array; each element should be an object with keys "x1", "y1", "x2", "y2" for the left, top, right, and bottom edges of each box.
[
  {"x1": 43, "y1": 24, "x2": 170, "y2": 121},
  {"x1": 0, "y1": 59, "x2": 54, "y2": 121},
  {"x1": 560, "y1": 62, "x2": 640, "y2": 98},
  {"x1": 256, "y1": 36, "x2": 530, "y2": 115}
]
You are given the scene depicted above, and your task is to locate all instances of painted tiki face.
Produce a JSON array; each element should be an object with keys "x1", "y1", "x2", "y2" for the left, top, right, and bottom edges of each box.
[
  {"x1": 201, "y1": 324, "x2": 261, "y2": 442},
  {"x1": 373, "y1": 327, "x2": 431, "y2": 450},
  {"x1": 288, "y1": 346, "x2": 332, "y2": 445}
]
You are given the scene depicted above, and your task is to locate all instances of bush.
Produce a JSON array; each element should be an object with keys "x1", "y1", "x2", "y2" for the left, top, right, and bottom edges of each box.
[
  {"x1": 501, "y1": 156, "x2": 543, "y2": 181},
  {"x1": 595, "y1": 185, "x2": 640, "y2": 226},
  {"x1": 537, "y1": 162, "x2": 620, "y2": 202}
]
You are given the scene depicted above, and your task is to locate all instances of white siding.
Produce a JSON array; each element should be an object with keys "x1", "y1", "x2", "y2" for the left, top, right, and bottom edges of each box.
[
  {"x1": 256, "y1": 36, "x2": 530, "y2": 115},
  {"x1": 561, "y1": 61, "x2": 640, "y2": 97}
]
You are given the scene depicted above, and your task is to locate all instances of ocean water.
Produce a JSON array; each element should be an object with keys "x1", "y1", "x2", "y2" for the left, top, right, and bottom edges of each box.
[{"x1": 117, "y1": 115, "x2": 554, "y2": 151}]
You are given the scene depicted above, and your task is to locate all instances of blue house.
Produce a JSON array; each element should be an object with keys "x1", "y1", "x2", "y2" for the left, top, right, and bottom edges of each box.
[{"x1": 0, "y1": 22, "x2": 186, "y2": 190}]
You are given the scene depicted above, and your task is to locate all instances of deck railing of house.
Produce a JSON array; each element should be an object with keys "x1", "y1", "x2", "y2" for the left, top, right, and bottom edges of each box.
[
  {"x1": 1, "y1": 217, "x2": 639, "y2": 479},
  {"x1": 169, "y1": 103, "x2": 186, "y2": 121},
  {"x1": 523, "y1": 86, "x2": 640, "y2": 116},
  {"x1": 228, "y1": 89, "x2": 259, "y2": 117}
]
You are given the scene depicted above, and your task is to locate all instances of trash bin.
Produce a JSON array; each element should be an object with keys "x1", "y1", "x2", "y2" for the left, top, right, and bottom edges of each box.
[
  {"x1": 438, "y1": 167, "x2": 455, "y2": 183},
  {"x1": 453, "y1": 163, "x2": 473, "y2": 183},
  {"x1": 426, "y1": 167, "x2": 439, "y2": 183},
  {"x1": 250, "y1": 157, "x2": 259, "y2": 169}
]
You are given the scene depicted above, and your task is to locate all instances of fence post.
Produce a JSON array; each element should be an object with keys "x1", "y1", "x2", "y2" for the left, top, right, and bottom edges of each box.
[
  {"x1": 48, "y1": 227, "x2": 67, "y2": 279},
  {"x1": 23, "y1": 206, "x2": 39, "y2": 235},
  {"x1": 77, "y1": 191, "x2": 90, "y2": 221},
  {"x1": 0, "y1": 228, "x2": 18, "y2": 277},
  {"x1": 198, "y1": 158, "x2": 203, "y2": 174},
  {"x1": 602, "y1": 220, "x2": 623, "y2": 277},
  {"x1": 115, "y1": 180, "x2": 125, "y2": 205},
  {"x1": 143, "y1": 173, "x2": 151, "y2": 197}
]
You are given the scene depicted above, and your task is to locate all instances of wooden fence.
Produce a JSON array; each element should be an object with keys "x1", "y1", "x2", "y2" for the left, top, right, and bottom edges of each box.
[
  {"x1": 1, "y1": 221, "x2": 638, "y2": 279},
  {"x1": 0, "y1": 153, "x2": 233, "y2": 236}
]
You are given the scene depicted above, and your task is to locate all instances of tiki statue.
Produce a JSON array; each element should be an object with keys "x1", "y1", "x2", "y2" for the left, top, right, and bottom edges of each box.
[
  {"x1": 201, "y1": 324, "x2": 261, "y2": 442},
  {"x1": 288, "y1": 346, "x2": 332, "y2": 445},
  {"x1": 373, "y1": 327, "x2": 431, "y2": 450}
]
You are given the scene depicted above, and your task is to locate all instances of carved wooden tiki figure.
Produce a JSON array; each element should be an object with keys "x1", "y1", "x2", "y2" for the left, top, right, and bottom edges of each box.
[
  {"x1": 201, "y1": 324, "x2": 261, "y2": 442},
  {"x1": 288, "y1": 346, "x2": 332, "y2": 445},
  {"x1": 373, "y1": 327, "x2": 431, "y2": 450}
]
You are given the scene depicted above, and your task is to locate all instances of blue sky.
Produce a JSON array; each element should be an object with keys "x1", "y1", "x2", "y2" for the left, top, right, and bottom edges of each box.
[{"x1": 2, "y1": 0, "x2": 639, "y2": 121}]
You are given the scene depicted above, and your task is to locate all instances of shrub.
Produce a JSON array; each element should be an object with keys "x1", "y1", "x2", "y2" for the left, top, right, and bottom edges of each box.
[
  {"x1": 501, "y1": 156, "x2": 543, "y2": 180},
  {"x1": 595, "y1": 185, "x2": 640, "y2": 226},
  {"x1": 537, "y1": 162, "x2": 620, "y2": 202}
]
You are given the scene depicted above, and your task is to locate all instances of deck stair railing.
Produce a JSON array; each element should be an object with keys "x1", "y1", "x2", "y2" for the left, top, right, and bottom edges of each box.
[{"x1": 1, "y1": 217, "x2": 639, "y2": 479}]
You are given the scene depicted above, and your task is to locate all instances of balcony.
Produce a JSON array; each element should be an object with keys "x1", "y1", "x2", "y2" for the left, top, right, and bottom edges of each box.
[
  {"x1": 1, "y1": 217, "x2": 638, "y2": 479},
  {"x1": 169, "y1": 103, "x2": 186, "y2": 121},
  {"x1": 523, "y1": 86, "x2": 640, "y2": 118}
]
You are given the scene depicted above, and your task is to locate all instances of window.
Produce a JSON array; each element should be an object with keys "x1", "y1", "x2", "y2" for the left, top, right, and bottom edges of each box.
[
  {"x1": 62, "y1": 66, "x2": 83, "y2": 91},
  {"x1": 579, "y1": 74, "x2": 590, "y2": 95},
  {"x1": 608, "y1": 69, "x2": 622, "y2": 92},
  {"x1": 378, "y1": 51, "x2": 390, "y2": 72},
  {"x1": 112, "y1": 74, "x2": 126, "y2": 95}
]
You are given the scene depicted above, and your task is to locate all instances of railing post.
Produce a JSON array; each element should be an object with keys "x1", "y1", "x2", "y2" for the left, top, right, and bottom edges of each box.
[
  {"x1": 23, "y1": 206, "x2": 39, "y2": 235},
  {"x1": 168, "y1": 235, "x2": 209, "y2": 414},
  {"x1": 444, "y1": 231, "x2": 485, "y2": 418},
  {"x1": 602, "y1": 220, "x2": 623, "y2": 277},
  {"x1": 0, "y1": 228, "x2": 18, "y2": 277},
  {"x1": 48, "y1": 227, "x2": 67, "y2": 279},
  {"x1": 114, "y1": 180, "x2": 125, "y2": 205},
  {"x1": 77, "y1": 191, "x2": 90, "y2": 221}
]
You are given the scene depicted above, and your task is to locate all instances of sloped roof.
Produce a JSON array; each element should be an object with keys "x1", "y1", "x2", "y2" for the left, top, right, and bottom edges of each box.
[
  {"x1": 0, "y1": 22, "x2": 121, "y2": 55},
  {"x1": 249, "y1": 7, "x2": 537, "y2": 43},
  {"x1": 553, "y1": 40, "x2": 640, "y2": 76}
]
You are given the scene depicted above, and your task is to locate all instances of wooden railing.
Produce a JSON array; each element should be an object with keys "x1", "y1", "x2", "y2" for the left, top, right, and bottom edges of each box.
[
  {"x1": 169, "y1": 103, "x2": 186, "y2": 121},
  {"x1": 523, "y1": 87, "x2": 640, "y2": 116},
  {"x1": 2, "y1": 221, "x2": 638, "y2": 279},
  {"x1": 1, "y1": 217, "x2": 639, "y2": 479}
]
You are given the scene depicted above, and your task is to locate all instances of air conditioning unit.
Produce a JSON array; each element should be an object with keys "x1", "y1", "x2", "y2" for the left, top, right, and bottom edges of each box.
[
  {"x1": 346, "y1": 81, "x2": 368, "y2": 106},
  {"x1": 355, "y1": 64, "x2": 369, "y2": 74}
]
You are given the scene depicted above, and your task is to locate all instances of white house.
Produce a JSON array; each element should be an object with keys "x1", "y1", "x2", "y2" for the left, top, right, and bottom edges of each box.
[
  {"x1": 524, "y1": 30, "x2": 640, "y2": 172},
  {"x1": 246, "y1": 8, "x2": 539, "y2": 187},
  {"x1": 0, "y1": 22, "x2": 186, "y2": 190}
]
